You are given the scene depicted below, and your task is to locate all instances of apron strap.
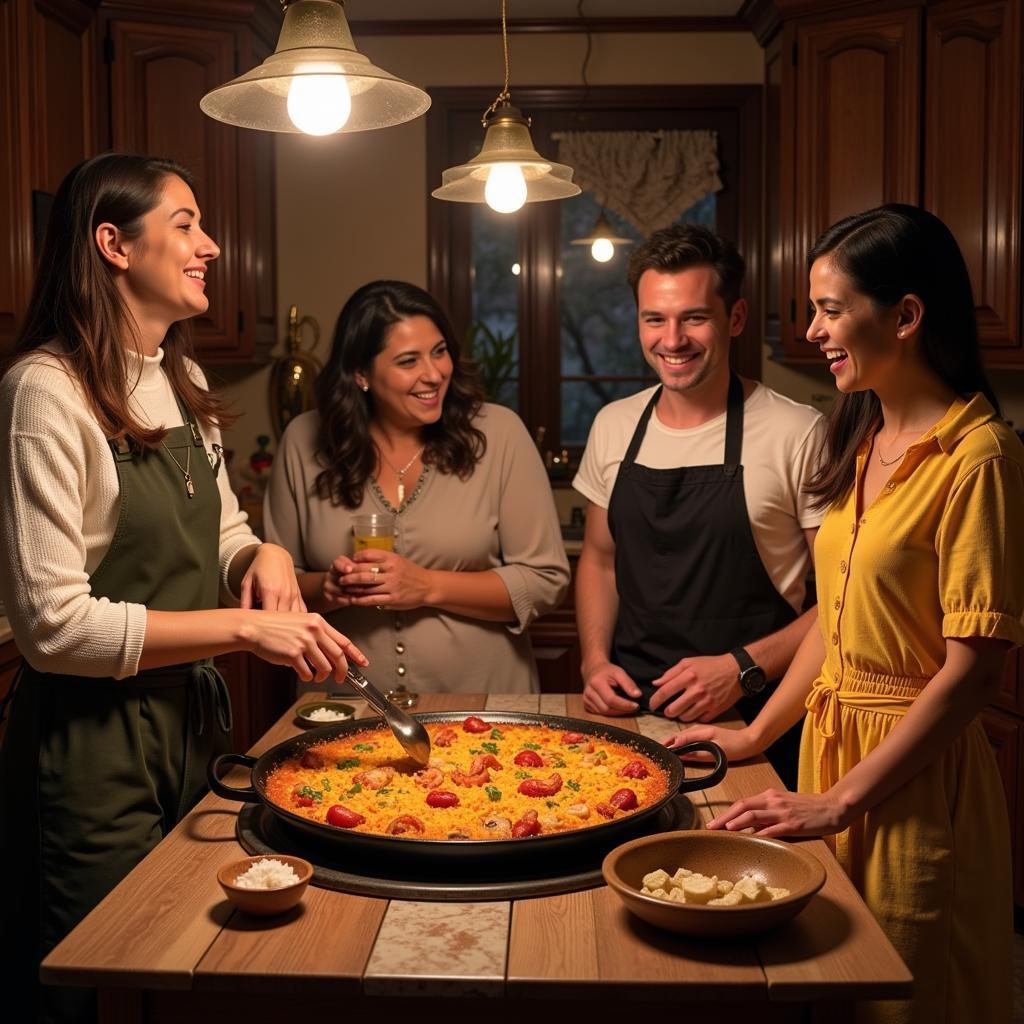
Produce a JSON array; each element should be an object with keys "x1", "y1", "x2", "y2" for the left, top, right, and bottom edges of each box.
[
  {"x1": 723, "y1": 372, "x2": 744, "y2": 473},
  {"x1": 187, "y1": 659, "x2": 233, "y2": 737},
  {"x1": 622, "y1": 387, "x2": 662, "y2": 469}
]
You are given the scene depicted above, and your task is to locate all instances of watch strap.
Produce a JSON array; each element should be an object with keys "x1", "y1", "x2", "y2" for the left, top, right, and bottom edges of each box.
[{"x1": 730, "y1": 646, "x2": 756, "y2": 674}]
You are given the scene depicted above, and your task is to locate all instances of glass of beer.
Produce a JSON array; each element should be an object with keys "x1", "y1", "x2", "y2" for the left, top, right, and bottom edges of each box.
[{"x1": 352, "y1": 512, "x2": 395, "y2": 553}]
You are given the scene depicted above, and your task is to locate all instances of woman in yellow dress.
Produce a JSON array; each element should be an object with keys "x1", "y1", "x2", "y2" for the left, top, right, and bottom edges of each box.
[{"x1": 667, "y1": 204, "x2": 1022, "y2": 1023}]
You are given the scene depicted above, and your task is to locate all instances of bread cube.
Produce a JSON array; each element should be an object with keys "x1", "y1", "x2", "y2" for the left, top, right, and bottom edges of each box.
[{"x1": 642, "y1": 869, "x2": 670, "y2": 891}]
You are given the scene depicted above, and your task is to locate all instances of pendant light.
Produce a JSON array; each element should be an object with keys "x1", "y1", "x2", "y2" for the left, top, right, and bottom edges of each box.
[
  {"x1": 566, "y1": 3, "x2": 631, "y2": 262},
  {"x1": 432, "y1": 0, "x2": 580, "y2": 213},
  {"x1": 200, "y1": 0, "x2": 430, "y2": 136},
  {"x1": 571, "y1": 210, "x2": 633, "y2": 263}
]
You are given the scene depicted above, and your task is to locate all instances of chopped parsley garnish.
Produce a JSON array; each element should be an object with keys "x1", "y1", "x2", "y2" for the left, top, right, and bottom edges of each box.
[
  {"x1": 521, "y1": 742, "x2": 541, "y2": 751},
  {"x1": 353, "y1": 742, "x2": 375, "y2": 752},
  {"x1": 376, "y1": 787, "x2": 392, "y2": 796},
  {"x1": 469, "y1": 747, "x2": 481, "y2": 755},
  {"x1": 515, "y1": 770, "x2": 530, "y2": 779},
  {"x1": 485, "y1": 785, "x2": 502, "y2": 802},
  {"x1": 490, "y1": 728, "x2": 505, "y2": 740},
  {"x1": 346, "y1": 782, "x2": 363, "y2": 797},
  {"x1": 336, "y1": 758, "x2": 360, "y2": 770},
  {"x1": 481, "y1": 741, "x2": 499, "y2": 755},
  {"x1": 320, "y1": 778, "x2": 332, "y2": 791},
  {"x1": 566, "y1": 779, "x2": 581, "y2": 791}
]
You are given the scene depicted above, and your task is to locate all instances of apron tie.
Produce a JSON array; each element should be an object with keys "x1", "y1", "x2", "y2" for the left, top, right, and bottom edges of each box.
[{"x1": 188, "y1": 659, "x2": 233, "y2": 737}]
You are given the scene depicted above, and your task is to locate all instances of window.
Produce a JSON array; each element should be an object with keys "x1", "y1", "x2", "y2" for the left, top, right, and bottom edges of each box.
[{"x1": 428, "y1": 85, "x2": 762, "y2": 459}]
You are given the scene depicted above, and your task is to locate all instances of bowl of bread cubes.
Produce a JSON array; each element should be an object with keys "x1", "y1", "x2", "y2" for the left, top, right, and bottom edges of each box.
[{"x1": 602, "y1": 829, "x2": 826, "y2": 936}]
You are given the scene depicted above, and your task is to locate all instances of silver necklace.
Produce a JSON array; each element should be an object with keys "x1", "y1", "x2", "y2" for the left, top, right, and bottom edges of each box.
[
  {"x1": 162, "y1": 442, "x2": 194, "y2": 498},
  {"x1": 378, "y1": 446, "x2": 423, "y2": 505}
]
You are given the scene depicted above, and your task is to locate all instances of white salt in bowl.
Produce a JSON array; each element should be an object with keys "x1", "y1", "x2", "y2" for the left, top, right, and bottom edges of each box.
[{"x1": 217, "y1": 854, "x2": 313, "y2": 916}]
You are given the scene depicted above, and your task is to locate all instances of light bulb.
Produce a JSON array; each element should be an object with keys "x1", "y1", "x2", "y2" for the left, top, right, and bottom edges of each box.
[
  {"x1": 485, "y1": 164, "x2": 527, "y2": 213},
  {"x1": 511, "y1": 262, "x2": 521, "y2": 275},
  {"x1": 286, "y1": 75, "x2": 352, "y2": 136},
  {"x1": 590, "y1": 238, "x2": 615, "y2": 263}
]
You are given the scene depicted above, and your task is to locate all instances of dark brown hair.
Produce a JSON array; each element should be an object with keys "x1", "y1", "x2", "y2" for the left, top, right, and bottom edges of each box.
[
  {"x1": 806, "y1": 203, "x2": 999, "y2": 508},
  {"x1": 626, "y1": 223, "x2": 745, "y2": 310},
  {"x1": 9, "y1": 153, "x2": 233, "y2": 447},
  {"x1": 314, "y1": 280, "x2": 486, "y2": 508}
]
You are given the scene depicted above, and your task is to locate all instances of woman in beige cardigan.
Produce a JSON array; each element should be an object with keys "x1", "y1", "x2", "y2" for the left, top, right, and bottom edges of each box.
[{"x1": 265, "y1": 280, "x2": 569, "y2": 695}]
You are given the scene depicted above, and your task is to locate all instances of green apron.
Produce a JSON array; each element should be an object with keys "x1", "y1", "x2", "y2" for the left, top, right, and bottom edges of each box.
[{"x1": 0, "y1": 401, "x2": 233, "y2": 1024}]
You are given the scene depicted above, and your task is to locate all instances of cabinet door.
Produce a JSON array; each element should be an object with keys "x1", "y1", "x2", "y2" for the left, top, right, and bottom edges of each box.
[
  {"x1": 925, "y1": 0, "x2": 1022, "y2": 362},
  {"x1": 779, "y1": 8, "x2": 921, "y2": 357},
  {"x1": 0, "y1": 0, "x2": 27, "y2": 354},
  {"x1": 106, "y1": 19, "x2": 243, "y2": 358}
]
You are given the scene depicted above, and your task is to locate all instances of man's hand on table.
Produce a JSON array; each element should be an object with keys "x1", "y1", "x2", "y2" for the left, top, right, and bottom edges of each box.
[
  {"x1": 582, "y1": 661, "x2": 641, "y2": 715},
  {"x1": 647, "y1": 653, "x2": 741, "y2": 721}
]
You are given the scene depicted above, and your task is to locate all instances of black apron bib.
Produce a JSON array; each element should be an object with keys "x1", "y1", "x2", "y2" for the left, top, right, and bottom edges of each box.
[{"x1": 607, "y1": 374, "x2": 802, "y2": 787}]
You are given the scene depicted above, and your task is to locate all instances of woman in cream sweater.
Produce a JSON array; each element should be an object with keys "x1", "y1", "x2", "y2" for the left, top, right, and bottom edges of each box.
[{"x1": 0, "y1": 154, "x2": 365, "y2": 1024}]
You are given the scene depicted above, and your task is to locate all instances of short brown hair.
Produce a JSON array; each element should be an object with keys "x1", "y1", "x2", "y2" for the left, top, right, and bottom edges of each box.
[{"x1": 626, "y1": 223, "x2": 745, "y2": 310}]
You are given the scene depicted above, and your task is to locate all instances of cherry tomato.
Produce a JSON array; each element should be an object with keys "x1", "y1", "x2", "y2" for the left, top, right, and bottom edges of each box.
[
  {"x1": 326, "y1": 804, "x2": 365, "y2": 828},
  {"x1": 609, "y1": 788, "x2": 638, "y2": 810},
  {"x1": 619, "y1": 760, "x2": 649, "y2": 779},
  {"x1": 387, "y1": 815, "x2": 426, "y2": 835},
  {"x1": 426, "y1": 789, "x2": 460, "y2": 808},
  {"x1": 514, "y1": 750, "x2": 544, "y2": 768},
  {"x1": 561, "y1": 732, "x2": 587, "y2": 744},
  {"x1": 517, "y1": 773, "x2": 563, "y2": 798},
  {"x1": 512, "y1": 810, "x2": 541, "y2": 837},
  {"x1": 300, "y1": 750, "x2": 325, "y2": 769},
  {"x1": 295, "y1": 796, "x2": 314, "y2": 808},
  {"x1": 462, "y1": 716, "x2": 490, "y2": 734}
]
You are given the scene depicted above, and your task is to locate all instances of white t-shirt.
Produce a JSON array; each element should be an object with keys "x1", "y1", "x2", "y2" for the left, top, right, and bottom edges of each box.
[{"x1": 573, "y1": 382, "x2": 826, "y2": 613}]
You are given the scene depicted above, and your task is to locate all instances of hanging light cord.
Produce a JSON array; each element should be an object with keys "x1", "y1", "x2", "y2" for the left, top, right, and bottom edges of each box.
[
  {"x1": 577, "y1": 0, "x2": 592, "y2": 113},
  {"x1": 481, "y1": 0, "x2": 513, "y2": 126}
]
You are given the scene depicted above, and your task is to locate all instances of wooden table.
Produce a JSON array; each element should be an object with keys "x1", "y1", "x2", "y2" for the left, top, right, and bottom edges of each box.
[{"x1": 42, "y1": 692, "x2": 911, "y2": 1023}]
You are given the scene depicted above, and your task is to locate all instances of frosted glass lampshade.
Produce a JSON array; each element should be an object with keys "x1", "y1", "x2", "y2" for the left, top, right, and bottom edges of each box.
[
  {"x1": 200, "y1": 0, "x2": 430, "y2": 134},
  {"x1": 433, "y1": 104, "x2": 580, "y2": 206}
]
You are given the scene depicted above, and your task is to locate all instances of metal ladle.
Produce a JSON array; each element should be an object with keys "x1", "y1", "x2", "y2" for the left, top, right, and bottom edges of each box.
[{"x1": 345, "y1": 665, "x2": 431, "y2": 768}]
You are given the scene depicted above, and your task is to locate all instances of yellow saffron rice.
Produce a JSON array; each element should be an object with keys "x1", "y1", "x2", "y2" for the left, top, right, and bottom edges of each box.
[{"x1": 264, "y1": 720, "x2": 670, "y2": 841}]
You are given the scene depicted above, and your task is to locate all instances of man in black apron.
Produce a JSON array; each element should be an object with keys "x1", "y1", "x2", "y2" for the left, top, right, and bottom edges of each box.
[{"x1": 573, "y1": 225, "x2": 822, "y2": 789}]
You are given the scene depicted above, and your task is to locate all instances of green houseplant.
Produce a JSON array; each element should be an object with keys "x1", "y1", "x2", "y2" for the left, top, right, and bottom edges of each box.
[{"x1": 465, "y1": 320, "x2": 517, "y2": 406}]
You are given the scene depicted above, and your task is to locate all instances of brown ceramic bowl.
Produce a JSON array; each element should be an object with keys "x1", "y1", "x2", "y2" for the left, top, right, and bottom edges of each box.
[
  {"x1": 602, "y1": 830, "x2": 826, "y2": 936},
  {"x1": 216, "y1": 854, "x2": 313, "y2": 916}
]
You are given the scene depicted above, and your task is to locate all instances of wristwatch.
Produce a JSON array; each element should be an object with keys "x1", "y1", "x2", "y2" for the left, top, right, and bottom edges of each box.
[{"x1": 731, "y1": 646, "x2": 767, "y2": 697}]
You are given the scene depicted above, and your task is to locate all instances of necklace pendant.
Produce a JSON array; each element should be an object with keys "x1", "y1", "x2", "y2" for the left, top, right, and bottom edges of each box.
[
  {"x1": 397, "y1": 481, "x2": 405, "y2": 505},
  {"x1": 185, "y1": 474, "x2": 195, "y2": 498}
]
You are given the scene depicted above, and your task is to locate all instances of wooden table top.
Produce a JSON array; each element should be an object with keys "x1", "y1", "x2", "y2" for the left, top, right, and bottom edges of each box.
[{"x1": 42, "y1": 691, "x2": 911, "y2": 1009}]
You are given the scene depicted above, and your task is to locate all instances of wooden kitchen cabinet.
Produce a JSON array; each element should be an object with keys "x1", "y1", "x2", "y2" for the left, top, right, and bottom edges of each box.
[
  {"x1": 924, "y1": 0, "x2": 1022, "y2": 359},
  {"x1": 776, "y1": 4, "x2": 921, "y2": 360},
  {"x1": 529, "y1": 553, "x2": 582, "y2": 695},
  {"x1": 98, "y1": 0, "x2": 279, "y2": 364},
  {"x1": 0, "y1": 0, "x2": 100, "y2": 355},
  {"x1": 767, "y1": 0, "x2": 1023, "y2": 366}
]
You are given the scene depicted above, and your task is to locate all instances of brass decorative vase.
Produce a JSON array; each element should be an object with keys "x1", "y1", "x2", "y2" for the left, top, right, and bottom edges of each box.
[{"x1": 269, "y1": 304, "x2": 322, "y2": 439}]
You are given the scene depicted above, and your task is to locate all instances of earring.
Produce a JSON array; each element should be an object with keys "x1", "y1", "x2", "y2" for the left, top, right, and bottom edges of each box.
[
  {"x1": 361, "y1": 384, "x2": 369, "y2": 393},
  {"x1": 897, "y1": 329, "x2": 906, "y2": 338}
]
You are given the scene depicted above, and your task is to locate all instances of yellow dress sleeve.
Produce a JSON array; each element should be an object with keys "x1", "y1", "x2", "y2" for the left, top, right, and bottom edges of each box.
[{"x1": 937, "y1": 455, "x2": 1024, "y2": 646}]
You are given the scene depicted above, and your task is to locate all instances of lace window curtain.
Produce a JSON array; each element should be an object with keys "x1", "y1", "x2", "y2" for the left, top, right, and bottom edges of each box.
[{"x1": 553, "y1": 129, "x2": 722, "y2": 237}]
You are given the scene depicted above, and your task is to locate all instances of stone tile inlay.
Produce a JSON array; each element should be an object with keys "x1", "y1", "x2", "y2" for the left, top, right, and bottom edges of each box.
[
  {"x1": 539, "y1": 694, "x2": 568, "y2": 718},
  {"x1": 364, "y1": 900, "x2": 510, "y2": 998},
  {"x1": 636, "y1": 714, "x2": 681, "y2": 744},
  {"x1": 485, "y1": 694, "x2": 541, "y2": 714}
]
